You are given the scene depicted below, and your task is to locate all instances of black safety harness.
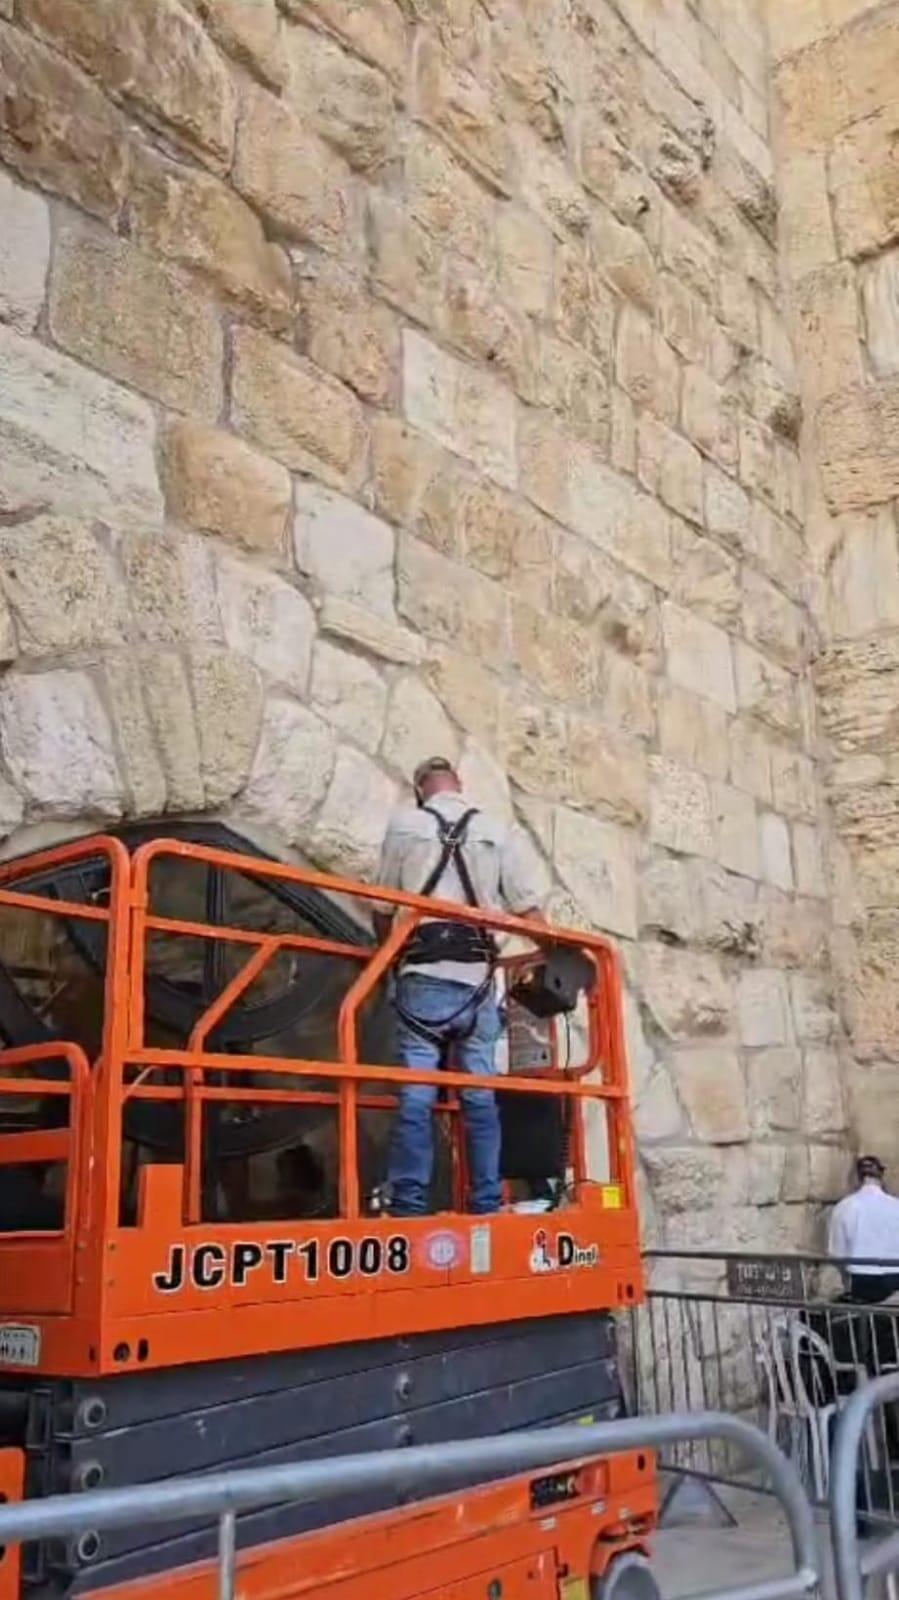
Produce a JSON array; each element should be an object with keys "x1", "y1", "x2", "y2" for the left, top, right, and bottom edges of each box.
[{"x1": 394, "y1": 806, "x2": 498, "y2": 1046}]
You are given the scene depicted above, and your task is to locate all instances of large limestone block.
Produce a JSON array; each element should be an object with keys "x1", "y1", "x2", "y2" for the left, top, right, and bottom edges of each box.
[
  {"x1": 241, "y1": 697, "x2": 335, "y2": 844},
  {"x1": 1, "y1": 669, "x2": 123, "y2": 819},
  {"x1": 0, "y1": 171, "x2": 50, "y2": 333},
  {"x1": 776, "y1": 150, "x2": 837, "y2": 280},
  {"x1": 747, "y1": 1047, "x2": 801, "y2": 1135},
  {"x1": 671, "y1": 524, "x2": 740, "y2": 630},
  {"x1": 511, "y1": 124, "x2": 590, "y2": 241},
  {"x1": 414, "y1": 32, "x2": 508, "y2": 187},
  {"x1": 216, "y1": 555, "x2": 315, "y2": 697},
  {"x1": 649, "y1": 755, "x2": 714, "y2": 858},
  {"x1": 287, "y1": 23, "x2": 394, "y2": 172},
  {"x1": 369, "y1": 192, "x2": 443, "y2": 328},
  {"x1": 791, "y1": 972, "x2": 838, "y2": 1044},
  {"x1": 704, "y1": 464, "x2": 750, "y2": 554},
  {"x1": 615, "y1": 305, "x2": 679, "y2": 427},
  {"x1": 565, "y1": 715, "x2": 649, "y2": 825},
  {"x1": 496, "y1": 207, "x2": 554, "y2": 320},
  {"x1": 49, "y1": 226, "x2": 223, "y2": 418},
  {"x1": 162, "y1": 420, "x2": 290, "y2": 556},
  {"x1": 662, "y1": 602, "x2": 736, "y2": 713},
  {"x1": 141, "y1": 649, "x2": 204, "y2": 809},
  {"x1": 21, "y1": 0, "x2": 236, "y2": 169},
  {"x1": 640, "y1": 943, "x2": 733, "y2": 1041},
  {"x1": 818, "y1": 378, "x2": 899, "y2": 512},
  {"x1": 282, "y1": 0, "x2": 409, "y2": 82},
  {"x1": 232, "y1": 327, "x2": 367, "y2": 488},
  {"x1": 0, "y1": 22, "x2": 130, "y2": 222},
  {"x1": 195, "y1": 0, "x2": 286, "y2": 88},
  {"x1": 793, "y1": 822, "x2": 827, "y2": 898},
  {"x1": 403, "y1": 330, "x2": 517, "y2": 487},
  {"x1": 802, "y1": 1047, "x2": 846, "y2": 1136},
  {"x1": 690, "y1": 861, "x2": 761, "y2": 959},
  {"x1": 0, "y1": 515, "x2": 127, "y2": 655},
  {"x1": 308, "y1": 746, "x2": 398, "y2": 880},
  {"x1": 737, "y1": 967, "x2": 793, "y2": 1048},
  {"x1": 320, "y1": 598, "x2": 424, "y2": 666},
  {"x1": 130, "y1": 149, "x2": 292, "y2": 329},
  {"x1": 816, "y1": 634, "x2": 899, "y2": 752},
  {"x1": 234, "y1": 83, "x2": 351, "y2": 251},
  {"x1": 759, "y1": 809, "x2": 794, "y2": 893},
  {"x1": 681, "y1": 366, "x2": 739, "y2": 473},
  {"x1": 0, "y1": 325, "x2": 161, "y2": 525},
  {"x1": 300, "y1": 264, "x2": 399, "y2": 409},
  {"x1": 713, "y1": 781, "x2": 760, "y2": 880},
  {"x1": 772, "y1": 749, "x2": 817, "y2": 822},
  {"x1": 742, "y1": 570, "x2": 805, "y2": 672},
  {"x1": 795, "y1": 265, "x2": 862, "y2": 410},
  {"x1": 635, "y1": 1066, "x2": 684, "y2": 1144},
  {"x1": 639, "y1": 854, "x2": 695, "y2": 945},
  {"x1": 734, "y1": 641, "x2": 801, "y2": 739},
  {"x1": 309, "y1": 641, "x2": 387, "y2": 756},
  {"x1": 641, "y1": 1146, "x2": 730, "y2": 1214},
  {"x1": 406, "y1": 129, "x2": 494, "y2": 270},
  {"x1": 382, "y1": 674, "x2": 458, "y2": 779},
  {"x1": 294, "y1": 481, "x2": 395, "y2": 617},
  {"x1": 102, "y1": 653, "x2": 166, "y2": 817},
  {"x1": 826, "y1": 507, "x2": 899, "y2": 640},
  {"x1": 190, "y1": 645, "x2": 263, "y2": 807},
  {"x1": 671, "y1": 1047, "x2": 749, "y2": 1144},
  {"x1": 401, "y1": 538, "x2": 512, "y2": 675},
  {"x1": 120, "y1": 529, "x2": 219, "y2": 646},
  {"x1": 862, "y1": 252, "x2": 899, "y2": 378},
  {"x1": 551, "y1": 806, "x2": 637, "y2": 939}
]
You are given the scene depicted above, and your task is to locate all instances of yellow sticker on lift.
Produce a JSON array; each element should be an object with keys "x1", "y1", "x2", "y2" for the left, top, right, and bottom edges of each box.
[
  {"x1": 601, "y1": 1184, "x2": 623, "y2": 1209},
  {"x1": 560, "y1": 1580, "x2": 590, "y2": 1600}
]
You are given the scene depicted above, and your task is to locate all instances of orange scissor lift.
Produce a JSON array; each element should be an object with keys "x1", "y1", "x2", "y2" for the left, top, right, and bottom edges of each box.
[{"x1": 0, "y1": 829, "x2": 654, "y2": 1600}]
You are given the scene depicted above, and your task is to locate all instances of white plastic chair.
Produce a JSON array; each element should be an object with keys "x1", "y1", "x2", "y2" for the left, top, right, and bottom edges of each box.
[{"x1": 755, "y1": 1313, "x2": 868, "y2": 1500}]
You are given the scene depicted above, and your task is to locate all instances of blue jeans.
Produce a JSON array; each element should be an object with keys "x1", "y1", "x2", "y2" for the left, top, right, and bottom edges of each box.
[{"x1": 387, "y1": 974, "x2": 502, "y2": 1216}]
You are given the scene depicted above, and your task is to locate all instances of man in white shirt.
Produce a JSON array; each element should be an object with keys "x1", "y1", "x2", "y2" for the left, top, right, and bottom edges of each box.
[
  {"x1": 828, "y1": 1156, "x2": 899, "y2": 1303},
  {"x1": 374, "y1": 756, "x2": 543, "y2": 1217}
]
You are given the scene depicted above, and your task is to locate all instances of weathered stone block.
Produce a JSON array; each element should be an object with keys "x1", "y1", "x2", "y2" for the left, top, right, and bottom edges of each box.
[
  {"x1": 300, "y1": 264, "x2": 398, "y2": 408},
  {"x1": 511, "y1": 124, "x2": 590, "y2": 241},
  {"x1": 283, "y1": 0, "x2": 408, "y2": 82},
  {"x1": 496, "y1": 206, "x2": 553, "y2": 319},
  {"x1": 414, "y1": 31, "x2": 508, "y2": 185},
  {"x1": 287, "y1": 23, "x2": 394, "y2": 171},
  {"x1": 747, "y1": 1047, "x2": 801, "y2": 1135},
  {"x1": 382, "y1": 674, "x2": 458, "y2": 778},
  {"x1": 730, "y1": 721, "x2": 773, "y2": 805},
  {"x1": 241, "y1": 696, "x2": 335, "y2": 844},
  {"x1": 195, "y1": 0, "x2": 286, "y2": 88},
  {"x1": 818, "y1": 377, "x2": 899, "y2": 513},
  {"x1": 232, "y1": 327, "x2": 367, "y2": 488},
  {"x1": 370, "y1": 417, "x2": 459, "y2": 555},
  {"x1": 691, "y1": 860, "x2": 762, "y2": 959},
  {"x1": 771, "y1": 749, "x2": 817, "y2": 821},
  {"x1": 681, "y1": 366, "x2": 738, "y2": 473},
  {"x1": 616, "y1": 306, "x2": 680, "y2": 426},
  {"x1": 713, "y1": 780, "x2": 760, "y2": 880},
  {"x1": 190, "y1": 644, "x2": 263, "y2": 808},
  {"x1": 0, "y1": 324, "x2": 162, "y2": 525},
  {"x1": 759, "y1": 809, "x2": 794, "y2": 893},
  {"x1": 129, "y1": 148, "x2": 292, "y2": 329},
  {"x1": 443, "y1": 256, "x2": 541, "y2": 406},
  {"x1": 658, "y1": 684, "x2": 729, "y2": 781},
  {"x1": 294, "y1": 480, "x2": 394, "y2": 617},
  {"x1": 551, "y1": 805, "x2": 637, "y2": 939},
  {"x1": 826, "y1": 507, "x2": 899, "y2": 640},
  {"x1": 400, "y1": 537, "x2": 511, "y2": 674},
  {"x1": 704, "y1": 463, "x2": 750, "y2": 553},
  {"x1": 862, "y1": 253, "x2": 899, "y2": 379},
  {"x1": 310, "y1": 641, "x2": 387, "y2": 756},
  {"x1": 234, "y1": 83, "x2": 351, "y2": 251},
  {"x1": 162, "y1": 419, "x2": 290, "y2": 556},
  {"x1": 102, "y1": 653, "x2": 166, "y2": 817},
  {"x1": 671, "y1": 522, "x2": 740, "y2": 630},
  {"x1": 640, "y1": 943, "x2": 733, "y2": 1041},
  {"x1": 793, "y1": 821, "x2": 827, "y2": 898},
  {"x1": 662, "y1": 601, "x2": 736, "y2": 712},
  {"x1": 403, "y1": 330, "x2": 517, "y2": 486},
  {"x1": 320, "y1": 597, "x2": 424, "y2": 666},
  {"x1": 141, "y1": 649, "x2": 204, "y2": 809},
  {"x1": 649, "y1": 755, "x2": 714, "y2": 859},
  {"x1": 216, "y1": 554, "x2": 315, "y2": 697},
  {"x1": 742, "y1": 570, "x2": 804, "y2": 672},
  {"x1": 49, "y1": 225, "x2": 223, "y2": 418},
  {"x1": 121, "y1": 529, "x2": 219, "y2": 646},
  {"x1": 406, "y1": 128, "x2": 494, "y2": 269},
  {"x1": 1, "y1": 668, "x2": 123, "y2": 819},
  {"x1": 802, "y1": 1047, "x2": 846, "y2": 1136},
  {"x1": 22, "y1": 0, "x2": 236, "y2": 168},
  {"x1": 790, "y1": 972, "x2": 837, "y2": 1045},
  {"x1": 738, "y1": 967, "x2": 793, "y2": 1048},
  {"x1": 0, "y1": 22, "x2": 130, "y2": 222},
  {"x1": 459, "y1": 479, "x2": 553, "y2": 603},
  {"x1": 735, "y1": 641, "x2": 800, "y2": 738},
  {"x1": 369, "y1": 192, "x2": 442, "y2": 327},
  {"x1": 593, "y1": 208, "x2": 657, "y2": 312},
  {"x1": 671, "y1": 1047, "x2": 749, "y2": 1144},
  {"x1": 0, "y1": 170, "x2": 50, "y2": 333},
  {"x1": 0, "y1": 515, "x2": 127, "y2": 656},
  {"x1": 309, "y1": 745, "x2": 398, "y2": 880},
  {"x1": 660, "y1": 274, "x2": 712, "y2": 368}
]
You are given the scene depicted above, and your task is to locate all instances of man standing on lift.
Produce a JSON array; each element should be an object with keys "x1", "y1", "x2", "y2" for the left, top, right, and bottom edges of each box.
[{"x1": 374, "y1": 756, "x2": 543, "y2": 1218}]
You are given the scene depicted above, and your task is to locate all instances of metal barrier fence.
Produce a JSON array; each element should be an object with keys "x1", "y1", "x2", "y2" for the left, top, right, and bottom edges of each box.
[
  {"x1": 831, "y1": 1372, "x2": 899, "y2": 1600},
  {"x1": 0, "y1": 1413, "x2": 819, "y2": 1600},
  {"x1": 627, "y1": 1251, "x2": 899, "y2": 1521}
]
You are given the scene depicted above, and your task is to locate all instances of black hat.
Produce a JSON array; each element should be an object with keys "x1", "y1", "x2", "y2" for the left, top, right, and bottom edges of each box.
[{"x1": 857, "y1": 1155, "x2": 886, "y2": 1181}]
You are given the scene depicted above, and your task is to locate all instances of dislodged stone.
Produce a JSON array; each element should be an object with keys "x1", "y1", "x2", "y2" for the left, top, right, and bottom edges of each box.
[
  {"x1": 189, "y1": 645, "x2": 263, "y2": 808},
  {"x1": 240, "y1": 693, "x2": 333, "y2": 841},
  {"x1": 0, "y1": 22, "x2": 130, "y2": 222},
  {"x1": 308, "y1": 746, "x2": 397, "y2": 880},
  {"x1": 49, "y1": 225, "x2": 223, "y2": 418},
  {"x1": 0, "y1": 170, "x2": 50, "y2": 333},
  {"x1": 310, "y1": 641, "x2": 387, "y2": 756},
  {"x1": 319, "y1": 597, "x2": 425, "y2": 666},
  {"x1": 640, "y1": 943, "x2": 733, "y2": 1041},
  {"x1": 551, "y1": 806, "x2": 637, "y2": 939},
  {"x1": 1, "y1": 668, "x2": 123, "y2": 819},
  {"x1": 747, "y1": 1047, "x2": 801, "y2": 1135},
  {"x1": 294, "y1": 480, "x2": 395, "y2": 617},
  {"x1": 130, "y1": 149, "x2": 292, "y2": 329},
  {"x1": 0, "y1": 514, "x2": 127, "y2": 655},
  {"x1": 232, "y1": 327, "x2": 367, "y2": 489},
  {"x1": 671, "y1": 1047, "x2": 749, "y2": 1144},
  {"x1": 216, "y1": 555, "x2": 315, "y2": 697},
  {"x1": 382, "y1": 674, "x2": 458, "y2": 779},
  {"x1": 649, "y1": 756, "x2": 715, "y2": 859},
  {"x1": 0, "y1": 324, "x2": 161, "y2": 525},
  {"x1": 738, "y1": 967, "x2": 793, "y2": 1048},
  {"x1": 287, "y1": 24, "x2": 394, "y2": 171},
  {"x1": 234, "y1": 82, "x2": 351, "y2": 251},
  {"x1": 662, "y1": 602, "x2": 736, "y2": 713},
  {"x1": 759, "y1": 810, "x2": 794, "y2": 893},
  {"x1": 403, "y1": 330, "x2": 517, "y2": 487},
  {"x1": 21, "y1": 0, "x2": 236, "y2": 169},
  {"x1": 162, "y1": 420, "x2": 290, "y2": 556},
  {"x1": 102, "y1": 652, "x2": 166, "y2": 817},
  {"x1": 195, "y1": 0, "x2": 286, "y2": 88}
]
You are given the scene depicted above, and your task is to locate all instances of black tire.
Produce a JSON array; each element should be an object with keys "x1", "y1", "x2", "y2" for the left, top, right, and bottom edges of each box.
[{"x1": 592, "y1": 1553, "x2": 661, "y2": 1600}]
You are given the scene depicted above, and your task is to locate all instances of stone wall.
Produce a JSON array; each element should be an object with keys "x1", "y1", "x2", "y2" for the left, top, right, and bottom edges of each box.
[
  {"x1": 769, "y1": 0, "x2": 899, "y2": 1167},
  {"x1": 0, "y1": 0, "x2": 845, "y2": 1246}
]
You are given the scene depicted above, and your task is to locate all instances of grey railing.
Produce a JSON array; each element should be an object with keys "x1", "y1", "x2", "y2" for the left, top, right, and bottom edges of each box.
[
  {"x1": 0, "y1": 1412, "x2": 820, "y2": 1600},
  {"x1": 831, "y1": 1372, "x2": 899, "y2": 1600}
]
